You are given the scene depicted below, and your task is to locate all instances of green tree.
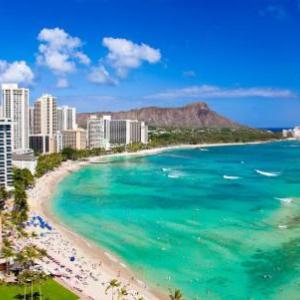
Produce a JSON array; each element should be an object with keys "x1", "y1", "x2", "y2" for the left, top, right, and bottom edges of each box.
[
  {"x1": 13, "y1": 168, "x2": 35, "y2": 189},
  {"x1": 117, "y1": 286, "x2": 128, "y2": 300},
  {"x1": 12, "y1": 186, "x2": 29, "y2": 225},
  {"x1": 1, "y1": 246, "x2": 15, "y2": 274},
  {"x1": 0, "y1": 187, "x2": 8, "y2": 211},
  {"x1": 62, "y1": 147, "x2": 78, "y2": 161},
  {"x1": 169, "y1": 289, "x2": 184, "y2": 300},
  {"x1": 105, "y1": 279, "x2": 121, "y2": 300}
]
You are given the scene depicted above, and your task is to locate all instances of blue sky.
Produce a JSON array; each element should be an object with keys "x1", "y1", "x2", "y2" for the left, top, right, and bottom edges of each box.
[{"x1": 0, "y1": 0, "x2": 299, "y2": 127}]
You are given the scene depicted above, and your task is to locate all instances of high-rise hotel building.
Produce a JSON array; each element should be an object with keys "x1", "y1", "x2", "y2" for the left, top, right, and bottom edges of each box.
[
  {"x1": 87, "y1": 115, "x2": 148, "y2": 150},
  {"x1": 87, "y1": 115, "x2": 111, "y2": 149},
  {"x1": 0, "y1": 118, "x2": 13, "y2": 189},
  {"x1": 1, "y1": 84, "x2": 29, "y2": 152},
  {"x1": 30, "y1": 94, "x2": 59, "y2": 154},
  {"x1": 29, "y1": 107, "x2": 35, "y2": 135},
  {"x1": 57, "y1": 106, "x2": 77, "y2": 131},
  {"x1": 33, "y1": 94, "x2": 57, "y2": 136}
]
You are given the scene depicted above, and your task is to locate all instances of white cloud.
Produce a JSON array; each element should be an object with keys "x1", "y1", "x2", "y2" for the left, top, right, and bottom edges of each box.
[
  {"x1": 0, "y1": 60, "x2": 34, "y2": 85},
  {"x1": 37, "y1": 27, "x2": 90, "y2": 82},
  {"x1": 145, "y1": 85, "x2": 297, "y2": 100},
  {"x1": 102, "y1": 37, "x2": 161, "y2": 77},
  {"x1": 183, "y1": 70, "x2": 196, "y2": 78},
  {"x1": 88, "y1": 65, "x2": 118, "y2": 85},
  {"x1": 56, "y1": 78, "x2": 69, "y2": 88}
]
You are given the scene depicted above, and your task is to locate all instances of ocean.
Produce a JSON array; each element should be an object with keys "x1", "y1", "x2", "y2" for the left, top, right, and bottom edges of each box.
[{"x1": 52, "y1": 141, "x2": 300, "y2": 300}]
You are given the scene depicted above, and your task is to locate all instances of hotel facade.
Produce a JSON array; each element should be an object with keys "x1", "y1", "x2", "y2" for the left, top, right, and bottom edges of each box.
[
  {"x1": 0, "y1": 118, "x2": 13, "y2": 189},
  {"x1": 57, "y1": 106, "x2": 77, "y2": 131},
  {"x1": 87, "y1": 115, "x2": 148, "y2": 150},
  {"x1": 62, "y1": 128, "x2": 87, "y2": 150},
  {"x1": 1, "y1": 84, "x2": 29, "y2": 152}
]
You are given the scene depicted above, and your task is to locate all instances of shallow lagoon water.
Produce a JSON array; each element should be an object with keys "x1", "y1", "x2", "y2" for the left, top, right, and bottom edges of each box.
[{"x1": 52, "y1": 141, "x2": 300, "y2": 299}]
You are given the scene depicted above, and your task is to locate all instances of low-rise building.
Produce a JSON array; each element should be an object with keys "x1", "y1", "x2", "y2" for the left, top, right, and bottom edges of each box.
[
  {"x1": 29, "y1": 134, "x2": 51, "y2": 154},
  {"x1": 12, "y1": 150, "x2": 37, "y2": 175},
  {"x1": 62, "y1": 128, "x2": 87, "y2": 150}
]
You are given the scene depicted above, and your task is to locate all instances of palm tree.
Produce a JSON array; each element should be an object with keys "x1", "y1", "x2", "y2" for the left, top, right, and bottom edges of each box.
[
  {"x1": 105, "y1": 279, "x2": 121, "y2": 300},
  {"x1": 1, "y1": 245, "x2": 15, "y2": 275},
  {"x1": 17, "y1": 269, "x2": 37, "y2": 300},
  {"x1": 169, "y1": 289, "x2": 184, "y2": 300},
  {"x1": 117, "y1": 286, "x2": 128, "y2": 300}
]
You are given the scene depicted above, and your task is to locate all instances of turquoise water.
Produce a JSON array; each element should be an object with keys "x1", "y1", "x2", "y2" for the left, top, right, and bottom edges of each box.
[{"x1": 52, "y1": 141, "x2": 300, "y2": 300}]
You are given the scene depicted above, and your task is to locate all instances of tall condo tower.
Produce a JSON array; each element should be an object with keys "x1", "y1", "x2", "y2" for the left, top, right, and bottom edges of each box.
[
  {"x1": 29, "y1": 106, "x2": 35, "y2": 135},
  {"x1": 33, "y1": 94, "x2": 57, "y2": 137},
  {"x1": 1, "y1": 84, "x2": 29, "y2": 152},
  {"x1": 57, "y1": 106, "x2": 77, "y2": 131},
  {"x1": 0, "y1": 118, "x2": 13, "y2": 189}
]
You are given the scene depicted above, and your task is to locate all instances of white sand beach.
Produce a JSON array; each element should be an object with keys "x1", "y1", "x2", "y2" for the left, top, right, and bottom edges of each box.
[{"x1": 26, "y1": 141, "x2": 275, "y2": 300}]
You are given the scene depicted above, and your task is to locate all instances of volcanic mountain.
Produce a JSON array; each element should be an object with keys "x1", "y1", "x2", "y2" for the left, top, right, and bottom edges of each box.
[{"x1": 77, "y1": 102, "x2": 242, "y2": 128}]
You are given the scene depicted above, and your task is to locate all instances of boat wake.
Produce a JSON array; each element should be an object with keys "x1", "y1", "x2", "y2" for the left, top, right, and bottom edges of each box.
[
  {"x1": 168, "y1": 170, "x2": 185, "y2": 179},
  {"x1": 255, "y1": 169, "x2": 280, "y2": 177},
  {"x1": 275, "y1": 197, "x2": 294, "y2": 204},
  {"x1": 223, "y1": 175, "x2": 240, "y2": 180}
]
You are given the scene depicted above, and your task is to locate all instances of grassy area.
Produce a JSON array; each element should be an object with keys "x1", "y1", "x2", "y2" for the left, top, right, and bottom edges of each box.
[{"x1": 0, "y1": 279, "x2": 79, "y2": 300}]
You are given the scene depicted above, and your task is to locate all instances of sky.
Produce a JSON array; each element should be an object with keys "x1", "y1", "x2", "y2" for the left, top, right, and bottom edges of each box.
[{"x1": 0, "y1": 0, "x2": 299, "y2": 128}]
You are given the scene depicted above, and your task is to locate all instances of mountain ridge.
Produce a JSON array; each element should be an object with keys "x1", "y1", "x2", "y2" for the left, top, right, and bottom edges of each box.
[{"x1": 77, "y1": 102, "x2": 243, "y2": 128}]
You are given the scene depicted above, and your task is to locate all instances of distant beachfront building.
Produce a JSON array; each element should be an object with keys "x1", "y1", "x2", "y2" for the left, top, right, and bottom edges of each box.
[
  {"x1": 87, "y1": 115, "x2": 148, "y2": 150},
  {"x1": 282, "y1": 126, "x2": 300, "y2": 139},
  {"x1": 293, "y1": 126, "x2": 300, "y2": 139},
  {"x1": 57, "y1": 106, "x2": 77, "y2": 131},
  {"x1": 0, "y1": 118, "x2": 13, "y2": 189},
  {"x1": 109, "y1": 119, "x2": 148, "y2": 146},
  {"x1": 62, "y1": 128, "x2": 87, "y2": 150},
  {"x1": 1, "y1": 84, "x2": 29, "y2": 152}
]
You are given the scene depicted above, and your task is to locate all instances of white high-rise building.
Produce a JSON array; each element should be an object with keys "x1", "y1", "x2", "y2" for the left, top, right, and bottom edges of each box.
[
  {"x1": 33, "y1": 94, "x2": 57, "y2": 137},
  {"x1": 87, "y1": 115, "x2": 148, "y2": 150},
  {"x1": 0, "y1": 118, "x2": 13, "y2": 189},
  {"x1": 29, "y1": 107, "x2": 35, "y2": 135},
  {"x1": 57, "y1": 106, "x2": 77, "y2": 131},
  {"x1": 1, "y1": 84, "x2": 29, "y2": 152},
  {"x1": 87, "y1": 115, "x2": 110, "y2": 149}
]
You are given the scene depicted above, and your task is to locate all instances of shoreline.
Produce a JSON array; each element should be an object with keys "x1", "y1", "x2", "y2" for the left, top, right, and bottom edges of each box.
[{"x1": 27, "y1": 140, "x2": 279, "y2": 300}]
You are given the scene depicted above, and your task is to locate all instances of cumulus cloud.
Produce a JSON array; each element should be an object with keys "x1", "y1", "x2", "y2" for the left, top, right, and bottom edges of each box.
[
  {"x1": 88, "y1": 65, "x2": 118, "y2": 85},
  {"x1": 145, "y1": 85, "x2": 297, "y2": 100},
  {"x1": 0, "y1": 60, "x2": 34, "y2": 85},
  {"x1": 56, "y1": 78, "x2": 69, "y2": 88},
  {"x1": 102, "y1": 37, "x2": 161, "y2": 77},
  {"x1": 37, "y1": 27, "x2": 90, "y2": 86}
]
